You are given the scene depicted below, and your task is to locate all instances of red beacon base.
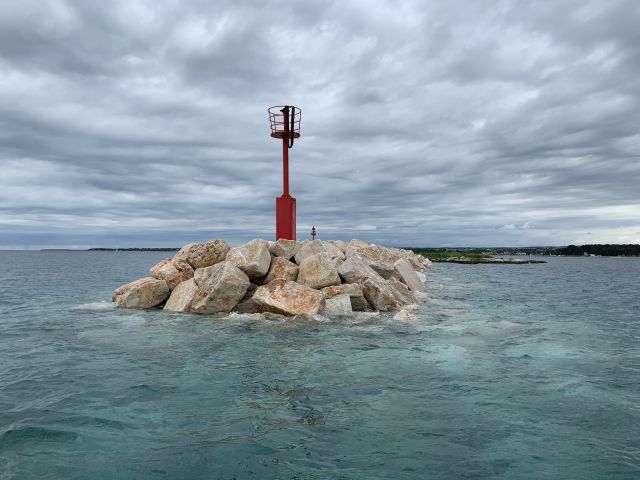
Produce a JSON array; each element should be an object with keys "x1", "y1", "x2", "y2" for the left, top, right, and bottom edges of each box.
[{"x1": 276, "y1": 195, "x2": 296, "y2": 240}]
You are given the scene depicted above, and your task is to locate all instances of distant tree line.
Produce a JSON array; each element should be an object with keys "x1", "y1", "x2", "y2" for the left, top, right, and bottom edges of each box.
[
  {"x1": 411, "y1": 244, "x2": 640, "y2": 257},
  {"x1": 558, "y1": 244, "x2": 640, "y2": 256},
  {"x1": 88, "y1": 248, "x2": 179, "y2": 251}
]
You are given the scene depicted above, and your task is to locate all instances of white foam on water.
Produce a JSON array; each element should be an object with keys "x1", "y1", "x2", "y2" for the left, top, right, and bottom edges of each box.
[
  {"x1": 425, "y1": 344, "x2": 470, "y2": 373},
  {"x1": 71, "y1": 301, "x2": 115, "y2": 311}
]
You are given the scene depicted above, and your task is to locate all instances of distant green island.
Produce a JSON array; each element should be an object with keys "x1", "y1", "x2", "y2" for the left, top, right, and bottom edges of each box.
[{"x1": 411, "y1": 244, "x2": 640, "y2": 261}]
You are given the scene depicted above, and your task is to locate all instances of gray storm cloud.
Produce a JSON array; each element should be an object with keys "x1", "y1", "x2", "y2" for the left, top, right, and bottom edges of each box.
[{"x1": 0, "y1": 0, "x2": 639, "y2": 248}]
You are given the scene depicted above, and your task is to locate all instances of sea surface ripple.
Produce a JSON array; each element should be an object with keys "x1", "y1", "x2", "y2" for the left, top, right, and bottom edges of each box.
[{"x1": 0, "y1": 251, "x2": 639, "y2": 479}]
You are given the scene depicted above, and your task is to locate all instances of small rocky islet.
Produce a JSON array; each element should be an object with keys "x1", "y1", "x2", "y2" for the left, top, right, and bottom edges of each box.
[{"x1": 112, "y1": 238, "x2": 432, "y2": 320}]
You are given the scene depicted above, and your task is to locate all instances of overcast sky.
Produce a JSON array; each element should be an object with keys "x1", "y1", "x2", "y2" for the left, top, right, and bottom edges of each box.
[{"x1": 1, "y1": 0, "x2": 639, "y2": 249}]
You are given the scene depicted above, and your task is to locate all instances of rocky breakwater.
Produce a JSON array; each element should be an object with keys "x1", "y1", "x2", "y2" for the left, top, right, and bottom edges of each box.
[{"x1": 112, "y1": 238, "x2": 432, "y2": 318}]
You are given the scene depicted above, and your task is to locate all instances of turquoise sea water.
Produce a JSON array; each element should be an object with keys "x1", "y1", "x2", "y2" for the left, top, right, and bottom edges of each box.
[{"x1": 1, "y1": 251, "x2": 639, "y2": 479}]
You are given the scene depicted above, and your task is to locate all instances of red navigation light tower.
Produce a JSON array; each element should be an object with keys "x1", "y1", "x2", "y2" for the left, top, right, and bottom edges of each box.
[{"x1": 268, "y1": 105, "x2": 301, "y2": 240}]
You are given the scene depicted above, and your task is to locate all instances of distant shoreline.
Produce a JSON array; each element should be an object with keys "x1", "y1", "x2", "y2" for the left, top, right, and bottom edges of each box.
[
  {"x1": 39, "y1": 248, "x2": 180, "y2": 252},
  {"x1": 88, "y1": 248, "x2": 180, "y2": 251}
]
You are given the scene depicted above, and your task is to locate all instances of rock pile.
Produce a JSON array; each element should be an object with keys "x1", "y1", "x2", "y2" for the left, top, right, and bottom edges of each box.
[{"x1": 112, "y1": 239, "x2": 432, "y2": 316}]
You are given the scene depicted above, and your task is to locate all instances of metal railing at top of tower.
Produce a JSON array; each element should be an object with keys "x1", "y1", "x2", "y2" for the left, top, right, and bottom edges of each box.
[{"x1": 268, "y1": 106, "x2": 301, "y2": 145}]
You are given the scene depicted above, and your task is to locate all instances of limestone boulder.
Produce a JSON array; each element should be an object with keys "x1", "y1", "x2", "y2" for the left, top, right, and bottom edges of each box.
[
  {"x1": 362, "y1": 276, "x2": 400, "y2": 311},
  {"x1": 269, "y1": 239, "x2": 299, "y2": 260},
  {"x1": 252, "y1": 280, "x2": 324, "y2": 316},
  {"x1": 321, "y1": 241, "x2": 346, "y2": 262},
  {"x1": 297, "y1": 253, "x2": 341, "y2": 290},
  {"x1": 349, "y1": 239, "x2": 369, "y2": 248},
  {"x1": 322, "y1": 283, "x2": 369, "y2": 311},
  {"x1": 330, "y1": 240, "x2": 348, "y2": 253},
  {"x1": 112, "y1": 277, "x2": 170, "y2": 309},
  {"x1": 389, "y1": 278, "x2": 417, "y2": 305},
  {"x1": 164, "y1": 278, "x2": 197, "y2": 312},
  {"x1": 324, "y1": 294, "x2": 353, "y2": 316},
  {"x1": 226, "y1": 239, "x2": 272, "y2": 279},
  {"x1": 399, "y1": 248, "x2": 431, "y2": 270},
  {"x1": 263, "y1": 256, "x2": 299, "y2": 284},
  {"x1": 174, "y1": 240, "x2": 230, "y2": 269},
  {"x1": 368, "y1": 259, "x2": 396, "y2": 279},
  {"x1": 190, "y1": 261, "x2": 250, "y2": 313},
  {"x1": 149, "y1": 258, "x2": 194, "y2": 290},
  {"x1": 337, "y1": 254, "x2": 382, "y2": 284},
  {"x1": 394, "y1": 258, "x2": 426, "y2": 292},
  {"x1": 294, "y1": 240, "x2": 326, "y2": 265},
  {"x1": 233, "y1": 283, "x2": 261, "y2": 314},
  {"x1": 346, "y1": 241, "x2": 402, "y2": 266}
]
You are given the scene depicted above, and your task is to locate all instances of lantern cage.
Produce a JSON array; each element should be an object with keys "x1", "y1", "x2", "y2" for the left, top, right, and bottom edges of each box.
[{"x1": 268, "y1": 105, "x2": 301, "y2": 139}]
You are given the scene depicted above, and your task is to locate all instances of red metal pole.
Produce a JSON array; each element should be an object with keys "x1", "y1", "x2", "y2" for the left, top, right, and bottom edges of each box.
[{"x1": 282, "y1": 107, "x2": 289, "y2": 197}]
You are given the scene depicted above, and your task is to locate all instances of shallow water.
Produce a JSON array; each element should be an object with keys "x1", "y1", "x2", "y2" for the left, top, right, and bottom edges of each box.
[{"x1": 1, "y1": 251, "x2": 639, "y2": 479}]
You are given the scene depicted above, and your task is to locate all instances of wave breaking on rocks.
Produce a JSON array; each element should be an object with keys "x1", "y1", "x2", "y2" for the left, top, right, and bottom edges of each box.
[{"x1": 112, "y1": 239, "x2": 432, "y2": 317}]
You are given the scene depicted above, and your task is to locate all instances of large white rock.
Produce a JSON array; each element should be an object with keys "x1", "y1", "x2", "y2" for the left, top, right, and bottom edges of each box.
[
  {"x1": 337, "y1": 254, "x2": 382, "y2": 284},
  {"x1": 149, "y1": 258, "x2": 194, "y2": 290},
  {"x1": 389, "y1": 278, "x2": 417, "y2": 305},
  {"x1": 252, "y1": 280, "x2": 325, "y2": 315},
  {"x1": 329, "y1": 240, "x2": 348, "y2": 253},
  {"x1": 112, "y1": 277, "x2": 170, "y2": 309},
  {"x1": 297, "y1": 253, "x2": 341, "y2": 289},
  {"x1": 226, "y1": 239, "x2": 272, "y2": 279},
  {"x1": 322, "y1": 283, "x2": 369, "y2": 311},
  {"x1": 323, "y1": 293, "x2": 353, "y2": 316},
  {"x1": 190, "y1": 261, "x2": 251, "y2": 313},
  {"x1": 174, "y1": 240, "x2": 230, "y2": 269},
  {"x1": 321, "y1": 241, "x2": 346, "y2": 262},
  {"x1": 293, "y1": 240, "x2": 326, "y2": 265},
  {"x1": 394, "y1": 258, "x2": 426, "y2": 292},
  {"x1": 164, "y1": 278, "x2": 198, "y2": 312},
  {"x1": 269, "y1": 239, "x2": 300, "y2": 261},
  {"x1": 263, "y1": 256, "x2": 299, "y2": 284},
  {"x1": 368, "y1": 259, "x2": 396, "y2": 279},
  {"x1": 362, "y1": 276, "x2": 400, "y2": 311},
  {"x1": 346, "y1": 241, "x2": 402, "y2": 266},
  {"x1": 399, "y1": 248, "x2": 431, "y2": 270}
]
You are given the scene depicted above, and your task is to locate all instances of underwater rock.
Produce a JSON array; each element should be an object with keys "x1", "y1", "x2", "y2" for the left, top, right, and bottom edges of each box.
[{"x1": 393, "y1": 309, "x2": 417, "y2": 322}]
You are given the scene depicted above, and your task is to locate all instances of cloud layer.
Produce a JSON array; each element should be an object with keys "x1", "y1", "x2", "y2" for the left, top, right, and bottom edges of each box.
[{"x1": 1, "y1": 0, "x2": 639, "y2": 248}]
